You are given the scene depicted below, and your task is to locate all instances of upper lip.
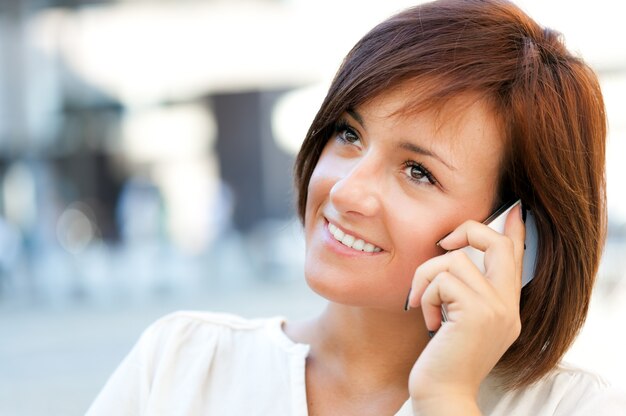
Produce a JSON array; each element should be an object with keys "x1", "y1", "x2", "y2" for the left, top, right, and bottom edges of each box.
[{"x1": 324, "y1": 217, "x2": 384, "y2": 250}]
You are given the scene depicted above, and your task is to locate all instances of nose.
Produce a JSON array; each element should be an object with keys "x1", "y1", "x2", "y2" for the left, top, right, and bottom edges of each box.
[{"x1": 329, "y1": 154, "x2": 383, "y2": 218}]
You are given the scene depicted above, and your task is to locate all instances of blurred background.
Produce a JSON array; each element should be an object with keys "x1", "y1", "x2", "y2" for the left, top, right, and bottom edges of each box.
[{"x1": 0, "y1": 0, "x2": 624, "y2": 414}]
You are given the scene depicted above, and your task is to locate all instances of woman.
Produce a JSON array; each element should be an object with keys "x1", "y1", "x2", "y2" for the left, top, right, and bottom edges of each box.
[{"x1": 88, "y1": 0, "x2": 625, "y2": 414}]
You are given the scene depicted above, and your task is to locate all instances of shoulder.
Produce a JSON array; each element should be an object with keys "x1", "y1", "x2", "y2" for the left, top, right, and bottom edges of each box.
[
  {"x1": 136, "y1": 311, "x2": 307, "y2": 359},
  {"x1": 146, "y1": 310, "x2": 281, "y2": 334},
  {"x1": 139, "y1": 310, "x2": 286, "y2": 347},
  {"x1": 540, "y1": 362, "x2": 611, "y2": 397},
  {"x1": 545, "y1": 363, "x2": 626, "y2": 415},
  {"x1": 87, "y1": 311, "x2": 304, "y2": 415},
  {"x1": 480, "y1": 362, "x2": 626, "y2": 415},
  {"x1": 126, "y1": 310, "x2": 305, "y2": 380}
]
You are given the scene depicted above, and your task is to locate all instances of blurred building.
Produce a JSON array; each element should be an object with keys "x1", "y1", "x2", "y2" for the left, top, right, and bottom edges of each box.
[{"x1": 0, "y1": 0, "x2": 625, "y2": 303}]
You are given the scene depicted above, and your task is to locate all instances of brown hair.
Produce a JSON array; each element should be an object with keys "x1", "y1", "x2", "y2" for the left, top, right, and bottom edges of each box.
[{"x1": 294, "y1": 0, "x2": 607, "y2": 388}]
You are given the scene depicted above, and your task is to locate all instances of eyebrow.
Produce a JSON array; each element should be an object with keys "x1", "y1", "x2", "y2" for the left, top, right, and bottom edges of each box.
[
  {"x1": 347, "y1": 108, "x2": 365, "y2": 129},
  {"x1": 398, "y1": 142, "x2": 457, "y2": 171},
  {"x1": 346, "y1": 108, "x2": 457, "y2": 171}
]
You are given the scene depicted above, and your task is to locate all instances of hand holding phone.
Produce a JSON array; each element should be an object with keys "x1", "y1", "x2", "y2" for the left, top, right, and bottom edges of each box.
[
  {"x1": 438, "y1": 199, "x2": 538, "y2": 322},
  {"x1": 458, "y1": 199, "x2": 537, "y2": 288},
  {"x1": 404, "y1": 199, "x2": 538, "y2": 313},
  {"x1": 407, "y1": 199, "x2": 532, "y2": 406}
]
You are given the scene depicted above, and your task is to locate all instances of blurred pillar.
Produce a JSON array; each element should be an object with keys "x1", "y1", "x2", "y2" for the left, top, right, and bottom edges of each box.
[
  {"x1": 0, "y1": 0, "x2": 28, "y2": 152},
  {"x1": 212, "y1": 89, "x2": 295, "y2": 232}
]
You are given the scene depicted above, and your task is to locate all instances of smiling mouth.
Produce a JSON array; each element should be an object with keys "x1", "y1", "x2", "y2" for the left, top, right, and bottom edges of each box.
[{"x1": 327, "y1": 221, "x2": 383, "y2": 253}]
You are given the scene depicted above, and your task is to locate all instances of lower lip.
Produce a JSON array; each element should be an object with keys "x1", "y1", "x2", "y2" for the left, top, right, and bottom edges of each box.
[{"x1": 321, "y1": 220, "x2": 383, "y2": 258}]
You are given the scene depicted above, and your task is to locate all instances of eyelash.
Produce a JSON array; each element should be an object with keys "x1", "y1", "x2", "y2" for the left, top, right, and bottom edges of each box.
[
  {"x1": 333, "y1": 119, "x2": 360, "y2": 144},
  {"x1": 402, "y1": 160, "x2": 438, "y2": 186},
  {"x1": 332, "y1": 118, "x2": 438, "y2": 187}
]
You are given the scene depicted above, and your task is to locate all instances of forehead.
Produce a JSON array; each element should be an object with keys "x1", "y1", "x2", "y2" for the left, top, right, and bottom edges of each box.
[
  {"x1": 354, "y1": 85, "x2": 506, "y2": 175},
  {"x1": 359, "y1": 81, "x2": 499, "y2": 131},
  {"x1": 360, "y1": 84, "x2": 503, "y2": 138}
]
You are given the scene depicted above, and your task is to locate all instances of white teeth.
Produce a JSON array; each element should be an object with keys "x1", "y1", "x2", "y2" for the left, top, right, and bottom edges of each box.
[
  {"x1": 341, "y1": 234, "x2": 355, "y2": 246},
  {"x1": 352, "y1": 239, "x2": 365, "y2": 251},
  {"x1": 327, "y1": 221, "x2": 382, "y2": 253},
  {"x1": 329, "y1": 224, "x2": 342, "y2": 240}
]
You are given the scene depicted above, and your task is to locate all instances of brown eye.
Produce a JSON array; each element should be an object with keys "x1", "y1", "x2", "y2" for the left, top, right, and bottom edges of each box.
[
  {"x1": 333, "y1": 119, "x2": 361, "y2": 145},
  {"x1": 402, "y1": 161, "x2": 437, "y2": 185},
  {"x1": 338, "y1": 127, "x2": 359, "y2": 144}
]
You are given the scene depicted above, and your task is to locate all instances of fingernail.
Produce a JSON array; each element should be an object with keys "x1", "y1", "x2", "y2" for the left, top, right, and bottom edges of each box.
[
  {"x1": 404, "y1": 288, "x2": 412, "y2": 311},
  {"x1": 435, "y1": 231, "x2": 453, "y2": 247},
  {"x1": 520, "y1": 203, "x2": 527, "y2": 223},
  {"x1": 428, "y1": 330, "x2": 436, "y2": 338}
]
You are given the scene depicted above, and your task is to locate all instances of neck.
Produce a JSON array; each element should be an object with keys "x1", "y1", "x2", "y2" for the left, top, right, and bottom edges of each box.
[{"x1": 286, "y1": 302, "x2": 430, "y2": 392}]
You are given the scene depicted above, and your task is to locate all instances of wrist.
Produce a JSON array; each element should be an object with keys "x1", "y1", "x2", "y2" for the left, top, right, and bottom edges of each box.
[
  {"x1": 411, "y1": 394, "x2": 481, "y2": 416},
  {"x1": 410, "y1": 383, "x2": 480, "y2": 416}
]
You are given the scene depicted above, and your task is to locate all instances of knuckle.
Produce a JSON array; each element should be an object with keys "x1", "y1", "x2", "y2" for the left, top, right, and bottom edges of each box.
[
  {"x1": 412, "y1": 263, "x2": 424, "y2": 280},
  {"x1": 463, "y1": 220, "x2": 482, "y2": 235},
  {"x1": 413, "y1": 261, "x2": 431, "y2": 281},
  {"x1": 420, "y1": 286, "x2": 435, "y2": 308},
  {"x1": 416, "y1": 255, "x2": 437, "y2": 274},
  {"x1": 499, "y1": 235, "x2": 515, "y2": 252},
  {"x1": 448, "y1": 249, "x2": 468, "y2": 263},
  {"x1": 465, "y1": 219, "x2": 482, "y2": 228},
  {"x1": 433, "y1": 270, "x2": 449, "y2": 284}
]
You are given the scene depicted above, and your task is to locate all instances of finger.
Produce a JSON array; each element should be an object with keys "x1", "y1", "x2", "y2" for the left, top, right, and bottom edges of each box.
[
  {"x1": 408, "y1": 250, "x2": 497, "y2": 308},
  {"x1": 437, "y1": 219, "x2": 506, "y2": 253},
  {"x1": 437, "y1": 213, "x2": 522, "y2": 295},
  {"x1": 420, "y1": 271, "x2": 478, "y2": 331}
]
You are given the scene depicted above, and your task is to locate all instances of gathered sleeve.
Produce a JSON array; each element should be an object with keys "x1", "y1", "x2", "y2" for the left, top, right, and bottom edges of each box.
[{"x1": 85, "y1": 312, "x2": 222, "y2": 416}]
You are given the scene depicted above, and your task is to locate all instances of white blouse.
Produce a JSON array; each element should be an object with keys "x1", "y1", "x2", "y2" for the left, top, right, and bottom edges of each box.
[{"x1": 86, "y1": 311, "x2": 626, "y2": 415}]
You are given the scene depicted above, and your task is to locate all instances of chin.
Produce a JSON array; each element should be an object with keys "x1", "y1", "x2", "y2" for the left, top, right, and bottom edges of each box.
[
  {"x1": 303, "y1": 266, "x2": 405, "y2": 311},
  {"x1": 303, "y1": 266, "x2": 351, "y2": 303}
]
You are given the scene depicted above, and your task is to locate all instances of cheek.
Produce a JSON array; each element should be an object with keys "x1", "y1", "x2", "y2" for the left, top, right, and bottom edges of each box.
[
  {"x1": 388, "y1": 207, "x2": 459, "y2": 280},
  {"x1": 304, "y1": 150, "x2": 341, "y2": 223},
  {"x1": 391, "y1": 221, "x2": 443, "y2": 278},
  {"x1": 304, "y1": 164, "x2": 334, "y2": 236}
]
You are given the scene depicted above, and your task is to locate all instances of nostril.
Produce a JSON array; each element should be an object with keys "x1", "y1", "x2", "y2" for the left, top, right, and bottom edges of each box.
[
  {"x1": 327, "y1": 158, "x2": 384, "y2": 218},
  {"x1": 330, "y1": 181, "x2": 380, "y2": 217}
]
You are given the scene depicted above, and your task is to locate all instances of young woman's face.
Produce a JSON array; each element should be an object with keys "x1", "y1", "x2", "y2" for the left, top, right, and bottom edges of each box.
[{"x1": 303, "y1": 87, "x2": 506, "y2": 311}]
